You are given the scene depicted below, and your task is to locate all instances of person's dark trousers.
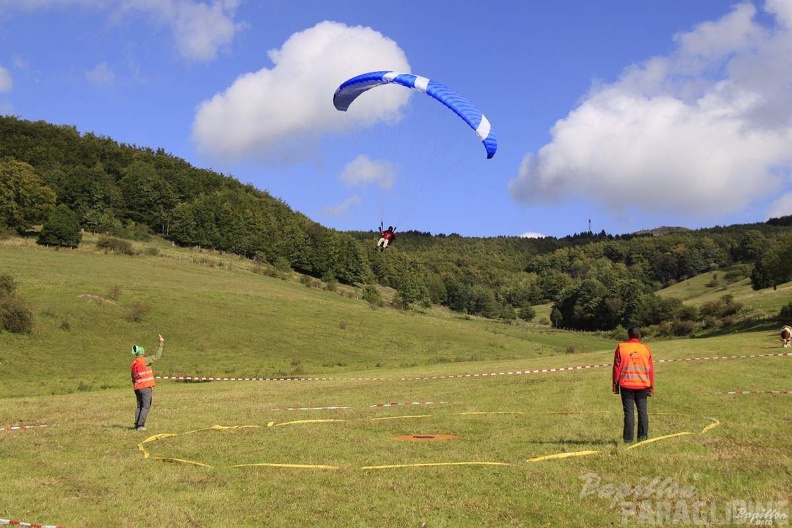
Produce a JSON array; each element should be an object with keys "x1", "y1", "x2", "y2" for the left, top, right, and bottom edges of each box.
[
  {"x1": 134, "y1": 387, "x2": 153, "y2": 429},
  {"x1": 620, "y1": 387, "x2": 649, "y2": 442}
]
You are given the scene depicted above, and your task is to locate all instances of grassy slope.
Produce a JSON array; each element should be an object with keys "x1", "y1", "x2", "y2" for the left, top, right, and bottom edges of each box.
[
  {"x1": 1, "y1": 236, "x2": 790, "y2": 527},
  {"x1": 657, "y1": 269, "x2": 792, "y2": 315}
]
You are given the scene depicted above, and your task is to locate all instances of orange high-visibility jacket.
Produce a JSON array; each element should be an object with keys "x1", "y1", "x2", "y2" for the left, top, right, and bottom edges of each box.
[
  {"x1": 612, "y1": 338, "x2": 654, "y2": 392},
  {"x1": 131, "y1": 356, "x2": 156, "y2": 390}
]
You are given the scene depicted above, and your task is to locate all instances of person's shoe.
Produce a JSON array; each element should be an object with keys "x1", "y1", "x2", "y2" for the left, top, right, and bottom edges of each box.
[{"x1": 136, "y1": 426, "x2": 147, "y2": 431}]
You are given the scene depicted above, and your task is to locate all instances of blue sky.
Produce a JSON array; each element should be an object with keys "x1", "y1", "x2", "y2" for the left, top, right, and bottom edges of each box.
[{"x1": 2, "y1": 1, "x2": 791, "y2": 238}]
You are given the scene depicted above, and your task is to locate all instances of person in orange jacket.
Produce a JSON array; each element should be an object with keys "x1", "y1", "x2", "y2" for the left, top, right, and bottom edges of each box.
[
  {"x1": 376, "y1": 223, "x2": 396, "y2": 251},
  {"x1": 131, "y1": 334, "x2": 164, "y2": 431},
  {"x1": 612, "y1": 326, "x2": 654, "y2": 443}
]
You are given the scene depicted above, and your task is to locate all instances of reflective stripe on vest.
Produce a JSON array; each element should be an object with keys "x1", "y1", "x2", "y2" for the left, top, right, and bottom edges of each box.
[
  {"x1": 131, "y1": 356, "x2": 156, "y2": 389},
  {"x1": 617, "y1": 344, "x2": 652, "y2": 389}
]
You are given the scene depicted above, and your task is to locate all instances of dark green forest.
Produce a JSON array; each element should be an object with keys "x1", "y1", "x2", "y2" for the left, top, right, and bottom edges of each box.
[{"x1": 2, "y1": 116, "x2": 792, "y2": 332}]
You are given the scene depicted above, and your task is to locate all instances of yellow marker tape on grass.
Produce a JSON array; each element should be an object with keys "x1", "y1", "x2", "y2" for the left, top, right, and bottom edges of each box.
[
  {"x1": 527, "y1": 450, "x2": 600, "y2": 462},
  {"x1": 361, "y1": 462, "x2": 509, "y2": 470},
  {"x1": 138, "y1": 426, "x2": 260, "y2": 465},
  {"x1": 626, "y1": 432, "x2": 694, "y2": 450},
  {"x1": 138, "y1": 433, "x2": 179, "y2": 459},
  {"x1": 233, "y1": 463, "x2": 339, "y2": 470},
  {"x1": 700, "y1": 418, "x2": 720, "y2": 434}
]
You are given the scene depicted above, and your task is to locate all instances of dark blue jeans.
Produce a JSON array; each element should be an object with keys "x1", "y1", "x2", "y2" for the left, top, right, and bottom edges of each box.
[
  {"x1": 134, "y1": 387, "x2": 153, "y2": 428},
  {"x1": 620, "y1": 387, "x2": 650, "y2": 442}
]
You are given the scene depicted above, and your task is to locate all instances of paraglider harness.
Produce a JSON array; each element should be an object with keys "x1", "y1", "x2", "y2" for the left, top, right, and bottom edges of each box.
[{"x1": 377, "y1": 222, "x2": 397, "y2": 250}]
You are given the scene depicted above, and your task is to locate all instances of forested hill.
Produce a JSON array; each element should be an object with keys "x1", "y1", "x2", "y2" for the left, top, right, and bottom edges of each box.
[{"x1": 2, "y1": 116, "x2": 792, "y2": 330}]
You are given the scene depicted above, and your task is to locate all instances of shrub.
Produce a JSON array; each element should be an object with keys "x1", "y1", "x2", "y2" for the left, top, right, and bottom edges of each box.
[
  {"x1": 96, "y1": 237, "x2": 135, "y2": 255},
  {"x1": 0, "y1": 273, "x2": 18, "y2": 297},
  {"x1": 107, "y1": 285, "x2": 123, "y2": 301},
  {"x1": 517, "y1": 306, "x2": 536, "y2": 322},
  {"x1": 127, "y1": 301, "x2": 151, "y2": 323},
  {"x1": 0, "y1": 296, "x2": 34, "y2": 333},
  {"x1": 673, "y1": 319, "x2": 698, "y2": 336},
  {"x1": 37, "y1": 204, "x2": 81, "y2": 248},
  {"x1": 362, "y1": 285, "x2": 382, "y2": 306},
  {"x1": 274, "y1": 257, "x2": 292, "y2": 273},
  {"x1": 780, "y1": 301, "x2": 792, "y2": 319}
]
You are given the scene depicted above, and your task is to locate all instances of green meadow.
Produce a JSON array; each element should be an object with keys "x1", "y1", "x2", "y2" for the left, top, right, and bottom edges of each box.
[{"x1": 1, "y1": 235, "x2": 790, "y2": 527}]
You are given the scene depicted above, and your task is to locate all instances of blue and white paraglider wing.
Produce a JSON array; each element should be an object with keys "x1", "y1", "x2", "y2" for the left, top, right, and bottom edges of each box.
[{"x1": 333, "y1": 71, "x2": 497, "y2": 159}]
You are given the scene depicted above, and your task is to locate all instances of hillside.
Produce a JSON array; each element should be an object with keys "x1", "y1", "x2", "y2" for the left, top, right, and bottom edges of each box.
[
  {"x1": 3, "y1": 115, "x2": 792, "y2": 331},
  {"x1": 0, "y1": 234, "x2": 615, "y2": 398}
]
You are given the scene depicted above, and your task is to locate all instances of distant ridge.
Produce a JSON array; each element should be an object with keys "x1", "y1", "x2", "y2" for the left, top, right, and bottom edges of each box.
[{"x1": 632, "y1": 226, "x2": 692, "y2": 236}]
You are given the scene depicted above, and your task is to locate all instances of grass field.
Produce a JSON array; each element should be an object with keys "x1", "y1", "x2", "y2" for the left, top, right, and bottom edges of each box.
[{"x1": 1, "y1": 236, "x2": 790, "y2": 527}]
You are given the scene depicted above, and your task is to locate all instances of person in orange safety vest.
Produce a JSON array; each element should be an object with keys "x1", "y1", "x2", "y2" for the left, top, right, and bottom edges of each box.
[
  {"x1": 131, "y1": 334, "x2": 164, "y2": 431},
  {"x1": 612, "y1": 326, "x2": 654, "y2": 443}
]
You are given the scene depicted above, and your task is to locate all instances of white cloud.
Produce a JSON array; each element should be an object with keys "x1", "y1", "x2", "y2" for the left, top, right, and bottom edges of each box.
[
  {"x1": 1, "y1": 0, "x2": 244, "y2": 62},
  {"x1": 509, "y1": 1, "x2": 792, "y2": 222},
  {"x1": 85, "y1": 62, "x2": 114, "y2": 85},
  {"x1": 191, "y1": 21, "x2": 411, "y2": 163},
  {"x1": 123, "y1": 0, "x2": 246, "y2": 62},
  {"x1": 340, "y1": 155, "x2": 396, "y2": 189},
  {"x1": 320, "y1": 195, "x2": 362, "y2": 217},
  {"x1": 0, "y1": 65, "x2": 12, "y2": 93},
  {"x1": 520, "y1": 231, "x2": 546, "y2": 239}
]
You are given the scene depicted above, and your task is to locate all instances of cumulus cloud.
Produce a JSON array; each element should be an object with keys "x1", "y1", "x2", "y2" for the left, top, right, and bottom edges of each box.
[
  {"x1": 520, "y1": 232, "x2": 546, "y2": 239},
  {"x1": 191, "y1": 21, "x2": 411, "y2": 163},
  {"x1": 340, "y1": 155, "x2": 397, "y2": 189},
  {"x1": 0, "y1": 0, "x2": 244, "y2": 62},
  {"x1": 0, "y1": 65, "x2": 12, "y2": 93},
  {"x1": 509, "y1": 1, "x2": 792, "y2": 222},
  {"x1": 320, "y1": 195, "x2": 362, "y2": 217},
  {"x1": 86, "y1": 62, "x2": 114, "y2": 85},
  {"x1": 121, "y1": 0, "x2": 246, "y2": 62}
]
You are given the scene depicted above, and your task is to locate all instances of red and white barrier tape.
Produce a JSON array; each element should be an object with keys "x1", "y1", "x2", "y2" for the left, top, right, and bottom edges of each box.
[
  {"x1": 158, "y1": 375, "x2": 336, "y2": 382},
  {"x1": 2, "y1": 424, "x2": 52, "y2": 432},
  {"x1": 157, "y1": 352, "x2": 790, "y2": 383},
  {"x1": 0, "y1": 519, "x2": 64, "y2": 528},
  {"x1": 722, "y1": 390, "x2": 791, "y2": 395}
]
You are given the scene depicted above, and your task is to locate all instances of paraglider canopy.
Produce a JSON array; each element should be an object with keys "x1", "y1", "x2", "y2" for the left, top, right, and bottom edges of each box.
[{"x1": 333, "y1": 71, "x2": 497, "y2": 159}]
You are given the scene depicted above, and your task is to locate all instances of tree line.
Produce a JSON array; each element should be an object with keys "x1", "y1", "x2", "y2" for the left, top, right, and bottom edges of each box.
[{"x1": 2, "y1": 116, "x2": 791, "y2": 333}]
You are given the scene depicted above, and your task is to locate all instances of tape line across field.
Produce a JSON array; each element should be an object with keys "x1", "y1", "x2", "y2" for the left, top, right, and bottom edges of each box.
[{"x1": 156, "y1": 352, "x2": 791, "y2": 383}]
